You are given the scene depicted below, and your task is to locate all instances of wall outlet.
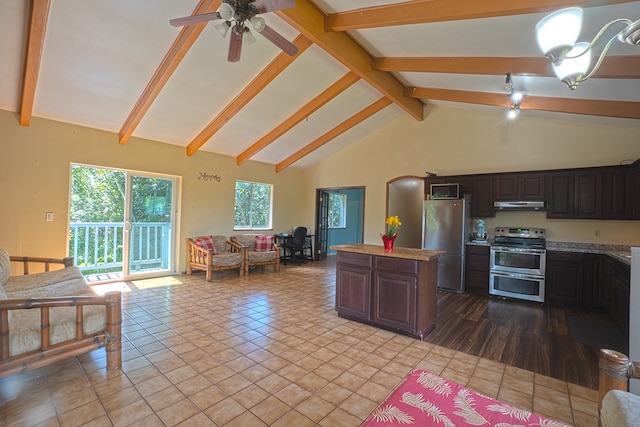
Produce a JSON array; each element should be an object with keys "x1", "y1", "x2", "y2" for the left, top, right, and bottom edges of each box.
[
  {"x1": 45, "y1": 212, "x2": 54, "y2": 222},
  {"x1": 594, "y1": 229, "x2": 601, "y2": 237}
]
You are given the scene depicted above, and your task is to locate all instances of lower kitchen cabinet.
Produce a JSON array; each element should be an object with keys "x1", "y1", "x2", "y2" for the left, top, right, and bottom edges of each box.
[
  {"x1": 465, "y1": 244, "x2": 490, "y2": 294},
  {"x1": 605, "y1": 257, "x2": 630, "y2": 336},
  {"x1": 334, "y1": 247, "x2": 439, "y2": 339},
  {"x1": 545, "y1": 251, "x2": 584, "y2": 305}
]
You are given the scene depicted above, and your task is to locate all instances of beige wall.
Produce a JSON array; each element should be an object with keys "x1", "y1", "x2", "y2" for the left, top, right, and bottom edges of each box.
[
  {"x1": 303, "y1": 106, "x2": 640, "y2": 246},
  {"x1": 0, "y1": 109, "x2": 305, "y2": 271}
]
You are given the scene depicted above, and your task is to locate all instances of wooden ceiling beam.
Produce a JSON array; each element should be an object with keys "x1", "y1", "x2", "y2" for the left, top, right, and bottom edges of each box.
[
  {"x1": 20, "y1": 0, "x2": 51, "y2": 127},
  {"x1": 186, "y1": 35, "x2": 312, "y2": 156},
  {"x1": 406, "y1": 87, "x2": 640, "y2": 120},
  {"x1": 118, "y1": 0, "x2": 220, "y2": 145},
  {"x1": 276, "y1": 1, "x2": 424, "y2": 121},
  {"x1": 275, "y1": 97, "x2": 392, "y2": 172},
  {"x1": 236, "y1": 72, "x2": 360, "y2": 165},
  {"x1": 325, "y1": 0, "x2": 638, "y2": 31},
  {"x1": 373, "y1": 56, "x2": 640, "y2": 78}
]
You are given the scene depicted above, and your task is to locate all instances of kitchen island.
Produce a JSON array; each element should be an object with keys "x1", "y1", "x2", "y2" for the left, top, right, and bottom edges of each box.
[{"x1": 331, "y1": 244, "x2": 445, "y2": 339}]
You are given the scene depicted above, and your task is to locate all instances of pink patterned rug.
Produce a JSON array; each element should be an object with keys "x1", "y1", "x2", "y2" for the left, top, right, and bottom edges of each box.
[{"x1": 362, "y1": 370, "x2": 572, "y2": 426}]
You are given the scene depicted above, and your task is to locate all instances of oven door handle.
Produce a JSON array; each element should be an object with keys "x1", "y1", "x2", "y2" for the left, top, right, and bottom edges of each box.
[
  {"x1": 491, "y1": 246, "x2": 546, "y2": 254},
  {"x1": 490, "y1": 270, "x2": 544, "y2": 281}
]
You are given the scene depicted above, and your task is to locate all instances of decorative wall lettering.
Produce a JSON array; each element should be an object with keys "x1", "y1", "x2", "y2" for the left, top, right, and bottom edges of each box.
[{"x1": 198, "y1": 172, "x2": 222, "y2": 182}]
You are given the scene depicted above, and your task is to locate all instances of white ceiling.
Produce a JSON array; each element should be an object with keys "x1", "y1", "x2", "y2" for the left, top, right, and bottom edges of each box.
[{"x1": 1, "y1": 0, "x2": 639, "y2": 171}]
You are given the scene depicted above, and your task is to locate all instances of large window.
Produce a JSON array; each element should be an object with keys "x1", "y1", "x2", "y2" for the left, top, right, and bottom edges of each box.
[
  {"x1": 235, "y1": 180, "x2": 273, "y2": 230},
  {"x1": 328, "y1": 193, "x2": 347, "y2": 229}
]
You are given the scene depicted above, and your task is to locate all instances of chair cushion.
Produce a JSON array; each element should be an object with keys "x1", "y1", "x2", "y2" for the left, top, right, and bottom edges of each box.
[
  {"x1": 601, "y1": 390, "x2": 640, "y2": 427},
  {"x1": 210, "y1": 252, "x2": 243, "y2": 267},
  {"x1": 254, "y1": 235, "x2": 274, "y2": 252},
  {"x1": 194, "y1": 236, "x2": 217, "y2": 255}
]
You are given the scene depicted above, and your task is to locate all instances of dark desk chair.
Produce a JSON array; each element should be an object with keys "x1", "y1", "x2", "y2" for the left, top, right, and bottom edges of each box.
[{"x1": 282, "y1": 226, "x2": 308, "y2": 265}]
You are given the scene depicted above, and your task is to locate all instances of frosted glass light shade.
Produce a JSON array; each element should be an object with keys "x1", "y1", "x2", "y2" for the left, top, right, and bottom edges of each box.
[
  {"x1": 215, "y1": 21, "x2": 231, "y2": 38},
  {"x1": 536, "y1": 8, "x2": 583, "y2": 63},
  {"x1": 250, "y1": 16, "x2": 266, "y2": 32},
  {"x1": 217, "y1": 3, "x2": 235, "y2": 21},
  {"x1": 552, "y1": 42, "x2": 591, "y2": 89},
  {"x1": 244, "y1": 29, "x2": 257, "y2": 45}
]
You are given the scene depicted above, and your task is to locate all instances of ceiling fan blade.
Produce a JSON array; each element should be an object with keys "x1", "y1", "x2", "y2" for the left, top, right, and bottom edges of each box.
[
  {"x1": 258, "y1": 24, "x2": 299, "y2": 56},
  {"x1": 250, "y1": 0, "x2": 295, "y2": 14},
  {"x1": 170, "y1": 12, "x2": 221, "y2": 27},
  {"x1": 228, "y1": 29, "x2": 243, "y2": 62}
]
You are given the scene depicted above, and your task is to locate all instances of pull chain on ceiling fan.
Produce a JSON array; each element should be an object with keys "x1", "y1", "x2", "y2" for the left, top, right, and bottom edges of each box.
[{"x1": 170, "y1": 0, "x2": 298, "y2": 62}]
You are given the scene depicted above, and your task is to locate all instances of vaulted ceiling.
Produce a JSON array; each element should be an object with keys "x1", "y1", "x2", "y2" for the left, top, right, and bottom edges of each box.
[{"x1": 2, "y1": 0, "x2": 639, "y2": 171}]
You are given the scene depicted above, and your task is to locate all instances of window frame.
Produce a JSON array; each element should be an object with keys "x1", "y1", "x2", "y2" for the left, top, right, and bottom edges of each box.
[{"x1": 234, "y1": 180, "x2": 273, "y2": 230}]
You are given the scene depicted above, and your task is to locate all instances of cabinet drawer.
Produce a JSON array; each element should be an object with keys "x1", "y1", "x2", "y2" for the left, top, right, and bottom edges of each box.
[
  {"x1": 375, "y1": 257, "x2": 417, "y2": 275},
  {"x1": 466, "y1": 244, "x2": 489, "y2": 255},
  {"x1": 547, "y1": 251, "x2": 584, "y2": 262},
  {"x1": 337, "y1": 251, "x2": 372, "y2": 268}
]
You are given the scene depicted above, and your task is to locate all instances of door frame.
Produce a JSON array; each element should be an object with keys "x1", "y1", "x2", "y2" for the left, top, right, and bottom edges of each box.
[{"x1": 315, "y1": 186, "x2": 365, "y2": 260}]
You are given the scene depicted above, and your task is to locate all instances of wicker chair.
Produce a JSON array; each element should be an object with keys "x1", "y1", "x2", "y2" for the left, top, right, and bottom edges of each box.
[
  {"x1": 231, "y1": 234, "x2": 280, "y2": 275},
  {"x1": 186, "y1": 235, "x2": 245, "y2": 281}
]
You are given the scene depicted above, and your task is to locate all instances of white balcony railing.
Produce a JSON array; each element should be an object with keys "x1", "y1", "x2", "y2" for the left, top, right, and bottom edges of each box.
[{"x1": 69, "y1": 222, "x2": 171, "y2": 275}]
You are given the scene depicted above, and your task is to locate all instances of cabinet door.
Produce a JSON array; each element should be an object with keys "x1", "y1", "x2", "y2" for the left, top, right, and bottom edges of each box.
[
  {"x1": 465, "y1": 245, "x2": 490, "y2": 294},
  {"x1": 546, "y1": 172, "x2": 573, "y2": 218},
  {"x1": 583, "y1": 254, "x2": 605, "y2": 308},
  {"x1": 545, "y1": 251, "x2": 583, "y2": 304},
  {"x1": 520, "y1": 173, "x2": 545, "y2": 200},
  {"x1": 372, "y1": 271, "x2": 416, "y2": 332},
  {"x1": 472, "y1": 176, "x2": 494, "y2": 217},
  {"x1": 336, "y1": 265, "x2": 371, "y2": 320},
  {"x1": 574, "y1": 170, "x2": 602, "y2": 219},
  {"x1": 603, "y1": 166, "x2": 639, "y2": 220},
  {"x1": 493, "y1": 174, "x2": 519, "y2": 201}
]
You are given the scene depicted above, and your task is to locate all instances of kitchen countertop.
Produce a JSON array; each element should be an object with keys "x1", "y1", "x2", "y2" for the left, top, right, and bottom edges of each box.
[
  {"x1": 465, "y1": 240, "x2": 632, "y2": 265},
  {"x1": 330, "y1": 244, "x2": 445, "y2": 262}
]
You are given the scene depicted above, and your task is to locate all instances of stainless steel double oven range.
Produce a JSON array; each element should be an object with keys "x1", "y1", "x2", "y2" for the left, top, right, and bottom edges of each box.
[{"x1": 489, "y1": 227, "x2": 547, "y2": 303}]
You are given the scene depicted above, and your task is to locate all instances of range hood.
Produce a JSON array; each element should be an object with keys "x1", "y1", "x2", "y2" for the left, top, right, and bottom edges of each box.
[{"x1": 494, "y1": 201, "x2": 546, "y2": 211}]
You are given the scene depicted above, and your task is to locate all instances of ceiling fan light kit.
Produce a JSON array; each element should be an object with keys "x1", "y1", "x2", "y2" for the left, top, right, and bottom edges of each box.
[
  {"x1": 170, "y1": 0, "x2": 297, "y2": 62},
  {"x1": 536, "y1": 7, "x2": 640, "y2": 90}
]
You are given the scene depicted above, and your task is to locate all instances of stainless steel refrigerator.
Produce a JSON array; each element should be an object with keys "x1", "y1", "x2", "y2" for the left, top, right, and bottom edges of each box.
[{"x1": 422, "y1": 199, "x2": 471, "y2": 292}]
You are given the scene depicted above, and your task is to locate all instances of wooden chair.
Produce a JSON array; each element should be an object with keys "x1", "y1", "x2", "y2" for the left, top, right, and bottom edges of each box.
[
  {"x1": 185, "y1": 236, "x2": 245, "y2": 281},
  {"x1": 598, "y1": 349, "x2": 640, "y2": 426},
  {"x1": 230, "y1": 235, "x2": 280, "y2": 275}
]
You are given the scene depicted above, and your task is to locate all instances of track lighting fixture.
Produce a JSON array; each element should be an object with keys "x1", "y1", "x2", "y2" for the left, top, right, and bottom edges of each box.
[{"x1": 505, "y1": 73, "x2": 523, "y2": 119}]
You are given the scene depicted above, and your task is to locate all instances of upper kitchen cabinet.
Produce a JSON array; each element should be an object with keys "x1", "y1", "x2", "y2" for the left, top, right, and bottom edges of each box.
[
  {"x1": 546, "y1": 169, "x2": 602, "y2": 219},
  {"x1": 494, "y1": 172, "x2": 545, "y2": 201},
  {"x1": 603, "y1": 165, "x2": 640, "y2": 220},
  {"x1": 471, "y1": 176, "x2": 495, "y2": 217}
]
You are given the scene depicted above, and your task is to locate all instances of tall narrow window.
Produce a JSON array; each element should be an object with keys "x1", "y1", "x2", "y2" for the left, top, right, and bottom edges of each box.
[
  {"x1": 235, "y1": 180, "x2": 273, "y2": 230},
  {"x1": 328, "y1": 193, "x2": 347, "y2": 229}
]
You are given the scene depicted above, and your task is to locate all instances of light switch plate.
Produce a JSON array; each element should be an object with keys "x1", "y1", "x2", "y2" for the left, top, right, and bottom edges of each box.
[{"x1": 45, "y1": 212, "x2": 54, "y2": 221}]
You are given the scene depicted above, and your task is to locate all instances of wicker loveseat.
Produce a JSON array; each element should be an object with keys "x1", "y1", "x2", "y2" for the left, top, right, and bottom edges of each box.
[
  {"x1": 231, "y1": 234, "x2": 280, "y2": 275},
  {"x1": 186, "y1": 235, "x2": 245, "y2": 281},
  {"x1": 0, "y1": 249, "x2": 121, "y2": 378}
]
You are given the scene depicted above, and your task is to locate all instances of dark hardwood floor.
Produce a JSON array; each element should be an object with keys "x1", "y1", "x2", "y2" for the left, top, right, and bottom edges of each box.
[{"x1": 424, "y1": 290, "x2": 621, "y2": 390}]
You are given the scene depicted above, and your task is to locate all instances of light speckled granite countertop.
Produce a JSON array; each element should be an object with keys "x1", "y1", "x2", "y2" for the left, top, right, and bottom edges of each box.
[{"x1": 466, "y1": 240, "x2": 632, "y2": 264}]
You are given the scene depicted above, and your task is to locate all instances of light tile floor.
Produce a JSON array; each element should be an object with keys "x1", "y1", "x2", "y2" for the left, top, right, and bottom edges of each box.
[{"x1": 0, "y1": 259, "x2": 599, "y2": 426}]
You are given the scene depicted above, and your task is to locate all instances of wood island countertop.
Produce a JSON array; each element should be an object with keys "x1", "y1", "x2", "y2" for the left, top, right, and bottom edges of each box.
[{"x1": 330, "y1": 244, "x2": 445, "y2": 262}]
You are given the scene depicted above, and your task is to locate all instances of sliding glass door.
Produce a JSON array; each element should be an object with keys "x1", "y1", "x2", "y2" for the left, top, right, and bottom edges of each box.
[{"x1": 69, "y1": 165, "x2": 179, "y2": 281}]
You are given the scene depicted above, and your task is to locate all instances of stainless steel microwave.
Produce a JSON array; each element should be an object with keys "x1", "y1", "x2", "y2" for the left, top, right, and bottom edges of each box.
[{"x1": 430, "y1": 183, "x2": 464, "y2": 199}]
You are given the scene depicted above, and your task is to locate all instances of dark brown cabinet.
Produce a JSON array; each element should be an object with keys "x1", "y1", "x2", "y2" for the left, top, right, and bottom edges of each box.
[
  {"x1": 494, "y1": 173, "x2": 545, "y2": 201},
  {"x1": 604, "y1": 257, "x2": 630, "y2": 336},
  {"x1": 334, "y1": 247, "x2": 439, "y2": 339},
  {"x1": 574, "y1": 170, "x2": 602, "y2": 219},
  {"x1": 424, "y1": 160, "x2": 638, "y2": 220},
  {"x1": 335, "y1": 252, "x2": 372, "y2": 321},
  {"x1": 603, "y1": 166, "x2": 639, "y2": 220},
  {"x1": 465, "y1": 244, "x2": 490, "y2": 294},
  {"x1": 545, "y1": 251, "x2": 584, "y2": 305},
  {"x1": 471, "y1": 176, "x2": 494, "y2": 217},
  {"x1": 546, "y1": 169, "x2": 603, "y2": 219}
]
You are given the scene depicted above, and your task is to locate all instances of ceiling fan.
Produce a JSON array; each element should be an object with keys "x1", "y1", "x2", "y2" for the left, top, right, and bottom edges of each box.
[{"x1": 170, "y1": 0, "x2": 298, "y2": 63}]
